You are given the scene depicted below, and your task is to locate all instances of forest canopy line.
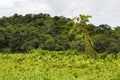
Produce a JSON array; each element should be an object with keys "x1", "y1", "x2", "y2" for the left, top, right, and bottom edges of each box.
[{"x1": 0, "y1": 13, "x2": 120, "y2": 54}]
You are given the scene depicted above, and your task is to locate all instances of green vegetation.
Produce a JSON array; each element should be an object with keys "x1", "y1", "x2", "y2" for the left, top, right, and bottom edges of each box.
[
  {"x1": 70, "y1": 14, "x2": 98, "y2": 58},
  {"x1": 0, "y1": 13, "x2": 120, "y2": 55},
  {"x1": 0, "y1": 13, "x2": 120, "y2": 79},
  {"x1": 0, "y1": 49, "x2": 120, "y2": 80}
]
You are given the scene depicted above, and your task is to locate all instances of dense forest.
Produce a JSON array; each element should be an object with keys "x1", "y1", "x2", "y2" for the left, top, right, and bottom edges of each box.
[
  {"x1": 0, "y1": 13, "x2": 120, "y2": 79},
  {"x1": 0, "y1": 13, "x2": 120, "y2": 54}
]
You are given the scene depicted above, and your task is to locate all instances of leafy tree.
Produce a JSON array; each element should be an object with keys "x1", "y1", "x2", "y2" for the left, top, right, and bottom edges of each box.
[
  {"x1": 0, "y1": 13, "x2": 119, "y2": 55},
  {"x1": 69, "y1": 14, "x2": 98, "y2": 58}
]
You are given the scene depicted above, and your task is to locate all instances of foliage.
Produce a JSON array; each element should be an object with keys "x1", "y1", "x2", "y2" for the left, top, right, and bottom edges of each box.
[
  {"x1": 0, "y1": 13, "x2": 120, "y2": 54},
  {"x1": 0, "y1": 49, "x2": 120, "y2": 80},
  {"x1": 70, "y1": 14, "x2": 98, "y2": 59}
]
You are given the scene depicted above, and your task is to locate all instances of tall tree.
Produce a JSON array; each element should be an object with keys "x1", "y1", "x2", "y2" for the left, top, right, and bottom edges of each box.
[{"x1": 69, "y1": 14, "x2": 98, "y2": 59}]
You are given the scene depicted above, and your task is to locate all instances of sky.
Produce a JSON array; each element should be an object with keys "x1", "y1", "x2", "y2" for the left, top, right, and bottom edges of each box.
[{"x1": 0, "y1": 0, "x2": 120, "y2": 27}]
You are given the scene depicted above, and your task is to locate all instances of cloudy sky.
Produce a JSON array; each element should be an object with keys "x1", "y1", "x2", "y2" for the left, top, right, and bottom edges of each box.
[{"x1": 0, "y1": 0, "x2": 120, "y2": 27}]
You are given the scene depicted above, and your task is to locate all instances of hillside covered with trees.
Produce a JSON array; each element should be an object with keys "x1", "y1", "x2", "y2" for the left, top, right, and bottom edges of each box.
[
  {"x1": 0, "y1": 13, "x2": 120, "y2": 79},
  {"x1": 0, "y1": 13, "x2": 120, "y2": 54}
]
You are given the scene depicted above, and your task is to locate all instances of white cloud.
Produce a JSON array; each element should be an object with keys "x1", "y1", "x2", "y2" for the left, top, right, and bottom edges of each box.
[
  {"x1": 0, "y1": 0, "x2": 120, "y2": 27},
  {"x1": 0, "y1": 0, "x2": 15, "y2": 7}
]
